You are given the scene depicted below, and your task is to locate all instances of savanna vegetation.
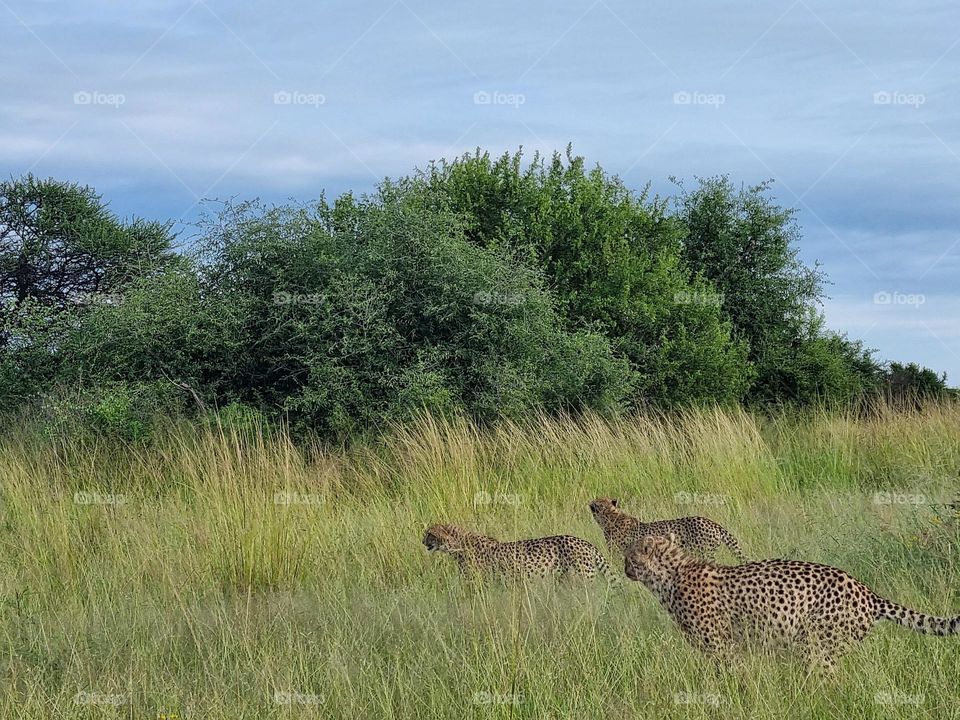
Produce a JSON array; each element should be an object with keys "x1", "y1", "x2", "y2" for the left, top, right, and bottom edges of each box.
[
  {"x1": 2, "y1": 406, "x2": 959, "y2": 718},
  {"x1": 0, "y1": 148, "x2": 950, "y2": 443},
  {"x1": 2, "y1": 150, "x2": 957, "y2": 718}
]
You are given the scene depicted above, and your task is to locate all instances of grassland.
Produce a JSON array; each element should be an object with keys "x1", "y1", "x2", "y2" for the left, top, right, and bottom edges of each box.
[{"x1": 1, "y1": 405, "x2": 959, "y2": 719}]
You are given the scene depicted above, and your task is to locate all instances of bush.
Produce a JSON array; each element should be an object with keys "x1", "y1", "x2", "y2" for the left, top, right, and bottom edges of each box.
[
  {"x1": 213, "y1": 402, "x2": 268, "y2": 434},
  {"x1": 883, "y1": 362, "x2": 950, "y2": 407},
  {"x1": 32, "y1": 381, "x2": 185, "y2": 444},
  {"x1": 0, "y1": 154, "x2": 950, "y2": 439},
  {"x1": 205, "y1": 194, "x2": 628, "y2": 435},
  {"x1": 411, "y1": 148, "x2": 752, "y2": 405},
  {"x1": 675, "y1": 176, "x2": 883, "y2": 404},
  {"x1": 58, "y1": 193, "x2": 627, "y2": 437}
]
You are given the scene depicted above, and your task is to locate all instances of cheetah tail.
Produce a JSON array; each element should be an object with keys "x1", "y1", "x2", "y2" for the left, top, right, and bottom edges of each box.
[
  {"x1": 596, "y1": 554, "x2": 622, "y2": 586},
  {"x1": 718, "y1": 528, "x2": 746, "y2": 563},
  {"x1": 874, "y1": 595, "x2": 960, "y2": 636}
]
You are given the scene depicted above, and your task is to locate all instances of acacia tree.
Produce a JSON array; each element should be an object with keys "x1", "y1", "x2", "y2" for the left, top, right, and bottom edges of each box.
[
  {"x1": 0, "y1": 175, "x2": 174, "y2": 402},
  {"x1": 0, "y1": 175, "x2": 172, "y2": 329}
]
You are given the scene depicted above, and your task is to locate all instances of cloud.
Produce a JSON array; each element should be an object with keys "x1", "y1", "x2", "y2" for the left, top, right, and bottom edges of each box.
[{"x1": 2, "y1": 0, "x2": 959, "y2": 380}]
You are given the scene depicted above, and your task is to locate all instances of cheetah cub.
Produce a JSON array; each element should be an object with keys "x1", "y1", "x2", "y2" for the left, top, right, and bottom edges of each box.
[
  {"x1": 589, "y1": 497, "x2": 744, "y2": 561},
  {"x1": 625, "y1": 534, "x2": 959, "y2": 668},
  {"x1": 423, "y1": 523, "x2": 617, "y2": 582}
]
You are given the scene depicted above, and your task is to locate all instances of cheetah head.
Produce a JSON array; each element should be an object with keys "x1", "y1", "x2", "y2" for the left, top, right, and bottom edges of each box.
[
  {"x1": 423, "y1": 524, "x2": 467, "y2": 553},
  {"x1": 589, "y1": 497, "x2": 620, "y2": 518},
  {"x1": 624, "y1": 533, "x2": 683, "y2": 586}
]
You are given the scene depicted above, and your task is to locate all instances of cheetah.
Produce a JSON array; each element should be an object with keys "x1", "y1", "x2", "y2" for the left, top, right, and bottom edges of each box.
[
  {"x1": 625, "y1": 533, "x2": 960, "y2": 667},
  {"x1": 589, "y1": 497, "x2": 744, "y2": 561},
  {"x1": 423, "y1": 523, "x2": 617, "y2": 582}
]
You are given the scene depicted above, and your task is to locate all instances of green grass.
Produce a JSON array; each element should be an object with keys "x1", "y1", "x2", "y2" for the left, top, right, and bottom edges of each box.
[{"x1": 1, "y1": 405, "x2": 959, "y2": 718}]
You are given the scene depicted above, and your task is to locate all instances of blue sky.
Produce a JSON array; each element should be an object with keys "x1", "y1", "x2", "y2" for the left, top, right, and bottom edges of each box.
[{"x1": 4, "y1": 0, "x2": 959, "y2": 382}]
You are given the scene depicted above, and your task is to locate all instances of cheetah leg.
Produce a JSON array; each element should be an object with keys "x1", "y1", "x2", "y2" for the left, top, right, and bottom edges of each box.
[
  {"x1": 800, "y1": 604, "x2": 873, "y2": 671},
  {"x1": 802, "y1": 642, "x2": 838, "y2": 672},
  {"x1": 678, "y1": 619, "x2": 730, "y2": 658},
  {"x1": 798, "y1": 621, "x2": 847, "y2": 672}
]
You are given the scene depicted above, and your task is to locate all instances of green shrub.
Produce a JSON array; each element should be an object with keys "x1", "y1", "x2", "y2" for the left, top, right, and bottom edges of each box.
[
  {"x1": 30, "y1": 382, "x2": 183, "y2": 444},
  {"x1": 411, "y1": 148, "x2": 753, "y2": 406},
  {"x1": 675, "y1": 176, "x2": 883, "y2": 404},
  {"x1": 0, "y1": 156, "x2": 950, "y2": 439}
]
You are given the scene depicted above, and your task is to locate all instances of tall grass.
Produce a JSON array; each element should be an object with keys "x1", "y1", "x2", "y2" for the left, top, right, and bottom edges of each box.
[{"x1": 1, "y1": 405, "x2": 958, "y2": 718}]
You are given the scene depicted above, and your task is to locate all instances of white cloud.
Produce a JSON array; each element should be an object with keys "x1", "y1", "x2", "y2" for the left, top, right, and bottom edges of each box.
[{"x1": 2, "y1": 0, "x2": 959, "y2": 379}]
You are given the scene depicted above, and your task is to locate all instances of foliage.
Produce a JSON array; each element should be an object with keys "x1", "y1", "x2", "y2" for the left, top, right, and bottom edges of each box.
[
  {"x1": 884, "y1": 362, "x2": 950, "y2": 405},
  {"x1": 58, "y1": 194, "x2": 627, "y2": 437},
  {"x1": 675, "y1": 176, "x2": 884, "y2": 404},
  {"x1": 0, "y1": 154, "x2": 950, "y2": 438},
  {"x1": 413, "y1": 148, "x2": 752, "y2": 405},
  {"x1": 0, "y1": 174, "x2": 172, "y2": 318},
  {"x1": 0, "y1": 175, "x2": 175, "y2": 404}
]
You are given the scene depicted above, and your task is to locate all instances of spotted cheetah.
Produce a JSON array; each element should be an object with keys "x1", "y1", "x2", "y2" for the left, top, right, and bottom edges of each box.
[
  {"x1": 625, "y1": 534, "x2": 960, "y2": 667},
  {"x1": 589, "y1": 497, "x2": 744, "y2": 561},
  {"x1": 423, "y1": 523, "x2": 617, "y2": 582}
]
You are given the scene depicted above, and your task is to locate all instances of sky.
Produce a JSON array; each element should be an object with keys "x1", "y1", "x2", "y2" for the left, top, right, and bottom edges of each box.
[{"x1": 3, "y1": 0, "x2": 959, "y2": 382}]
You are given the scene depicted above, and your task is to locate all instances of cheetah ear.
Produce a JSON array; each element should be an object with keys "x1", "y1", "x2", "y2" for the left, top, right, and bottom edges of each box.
[
  {"x1": 611, "y1": 498, "x2": 619, "y2": 507},
  {"x1": 667, "y1": 532, "x2": 679, "y2": 545}
]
